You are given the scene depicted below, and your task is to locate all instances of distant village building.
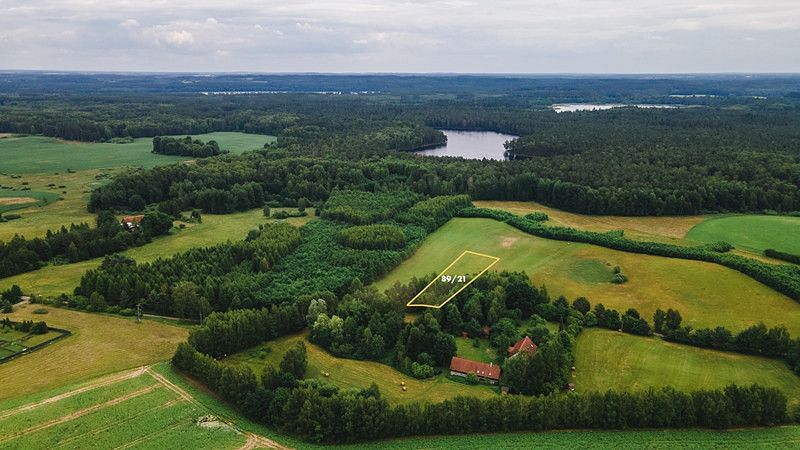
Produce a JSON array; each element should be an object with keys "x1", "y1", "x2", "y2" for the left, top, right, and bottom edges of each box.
[
  {"x1": 507, "y1": 336, "x2": 538, "y2": 358},
  {"x1": 121, "y1": 215, "x2": 144, "y2": 232},
  {"x1": 449, "y1": 356, "x2": 501, "y2": 384}
]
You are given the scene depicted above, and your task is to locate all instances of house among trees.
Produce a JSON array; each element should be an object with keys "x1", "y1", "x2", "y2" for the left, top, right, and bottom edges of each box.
[
  {"x1": 121, "y1": 215, "x2": 144, "y2": 232},
  {"x1": 449, "y1": 356, "x2": 501, "y2": 384},
  {"x1": 508, "y1": 336, "x2": 538, "y2": 358}
]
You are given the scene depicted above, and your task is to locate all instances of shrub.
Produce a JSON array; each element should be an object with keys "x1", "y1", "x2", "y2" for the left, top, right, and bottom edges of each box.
[{"x1": 410, "y1": 362, "x2": 435, "y2": 379}]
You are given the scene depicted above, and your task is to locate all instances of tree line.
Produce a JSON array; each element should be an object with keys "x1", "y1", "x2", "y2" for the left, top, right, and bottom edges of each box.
[
  {"x1": 0, "y1": 210, "x2": 172, "y2": 279},
  {"x1": 152, "y1": 136, "x2": 227, "y2": 157}
]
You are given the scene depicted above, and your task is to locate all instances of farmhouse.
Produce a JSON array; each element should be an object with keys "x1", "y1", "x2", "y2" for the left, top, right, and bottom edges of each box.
[
  {"x1": 121, "y1": 214, "x2": 144, "y2": 231},
  {"x1": 507, "y1": 336, "x2": 538, "y2": 358},
  {"x1": 449, "y1": 356, "x2": 501, "y2": 384}
]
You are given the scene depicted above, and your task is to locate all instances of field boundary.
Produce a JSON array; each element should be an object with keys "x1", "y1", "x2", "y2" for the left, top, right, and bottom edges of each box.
[{"x1": 406, "y1": 250, "x2": 500, "y2": 309}]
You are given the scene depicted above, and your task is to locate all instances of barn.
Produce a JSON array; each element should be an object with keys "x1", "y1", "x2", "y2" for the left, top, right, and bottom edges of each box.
[{"x1": 449, "y1": 356, "x2": 501, "y2": 384}]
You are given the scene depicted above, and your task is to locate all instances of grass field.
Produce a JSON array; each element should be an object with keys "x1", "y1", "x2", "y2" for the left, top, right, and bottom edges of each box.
[
  {"x1": 687, "y1": 215, "x2": 800, "y2": 255},
  {"x1": 0, "y1": 304, "x2": 187, "y2": 403},
  {"x1": 454, "y1": 336, "x2": 497, "y2": 363},
  {"x1": 0, "y1": 208, "x2": 311, "y2": 297},
  {"x1": 375, "y1": 218, "x2": 800, "y2": 335},
  {"x1": 407, "y1": 250, "x2": 499, "y2": 307},
  {"x1": 575, "y1": 329, "x2": 800, "y2": 407},
  {"x1": 339, "y1": 427, "x2": 800, "y2": 449},
  {"x1": 0, "y1": 363, "x2": 290, "y2": 449},
  {"x1": 0, "y1": 132, "x2": 275, "y2": 174},
  {"x1": 224, "y1": 333, "x2": 497, "y2": 405},
  {"x1": 474, "y1": 200, "x2": 706, "y2": 244}
]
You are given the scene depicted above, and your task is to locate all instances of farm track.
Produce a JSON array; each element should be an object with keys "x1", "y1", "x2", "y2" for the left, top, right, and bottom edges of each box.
[
  {"x1": 0, "y1": 385, "x2": 159, "y2": 445},
  {"x1": 0, "y1": 363, "x2": 289, "y2": 449},
  {"x1": 0, "y1": 365, "x2": 149, "y2": 421}
]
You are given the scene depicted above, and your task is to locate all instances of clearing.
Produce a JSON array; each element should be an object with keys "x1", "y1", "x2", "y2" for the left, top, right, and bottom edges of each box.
[
  {"x1": 224, "y1": 333, "x2": 497, "y2": 405},
  {"x1": 0, "y1": 132, "x2": 276, "y2": 174},
  {"x1": 574, "y1": 329, "x2": 800, "y2": 407},
  {"x1": 687, "y1": 215, "x2": 800, "y2": 255},
  {"x1": 0, "y1": 207, "x2": 312, "y2": 297},
  {"x1": 375, "y1": 218, "x2": 800, "y2": 335},
  {"x1": 0, "y1": 304, "x2": 186, "y2": 402}
]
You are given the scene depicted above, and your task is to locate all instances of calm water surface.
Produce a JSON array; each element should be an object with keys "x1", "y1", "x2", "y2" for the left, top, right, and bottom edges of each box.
[{"x1": 415, "y1": 130, "x2": 518, "y2": 160}]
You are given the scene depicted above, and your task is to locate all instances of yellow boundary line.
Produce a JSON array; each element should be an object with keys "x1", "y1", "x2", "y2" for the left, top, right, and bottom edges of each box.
[{"x1": 406, "y1": 250, "x2": 500, "y2": 309}]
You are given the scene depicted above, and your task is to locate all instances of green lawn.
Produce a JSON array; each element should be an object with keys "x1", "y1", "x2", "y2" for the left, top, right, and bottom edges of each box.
[
  {"x1": 0, "y1": 208, "x2": 310, "y2": 297},
  {"x1": 454, "y1": 337, "x2": 497, "y2": 363},
  {"x1": 375, "y1": 218, "x2": 800, "y2": 336},
  {"x1": 575, "y1": 329, "x2": 800, "y2": 407},
  {"x1": 0, "y1": 132, "x2": 275, "y2": 174},
  {"x1": 224, "y1": 333, "x2": 497, "y2": 405},
  {"x1": 687, "y1": 215, "x2": 800, "y2": 255}
]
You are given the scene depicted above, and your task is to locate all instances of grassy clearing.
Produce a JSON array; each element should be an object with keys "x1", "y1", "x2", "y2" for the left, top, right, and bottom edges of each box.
[
  {"x1": 0, "y1": 208, "x2": 310, "y2": 297},
  {"x1": 474, "y1": 200, "x2": 706, "y2": 243},
  {"x1": 338, "y1": 427, "x2": 800, "y2": 449},
  {"x1": 687, "y1": 215, "x2": 800, "y2": 255},
  {"x1": 224, "y1": 333, "x2": 497, "y2": 405},
  {"x1": 375, "y1": 218, "x2": 800, "y2": 335},
  {"x1": 407, "y1": 251, "x2": 499, "y2": 307},
  {"x1": 454, "y1": 336, "x2": 497, "y2": 363},
  {"x1": 0, "y1": 132, "x2": 275, "y2": 174},
  {"x1": 575, "y1": 329, "x2": 800, "y2": 407},
  {"x1": 0, "y1": 304, "x2": 186, "y2": 402}
]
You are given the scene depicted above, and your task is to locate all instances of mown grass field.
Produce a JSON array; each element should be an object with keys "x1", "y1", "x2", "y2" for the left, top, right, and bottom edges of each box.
[
  {"x1": 687, "y1": 215, "x2": 800, "y2": 255},
  {"x1": 375, "y1": 218, "x2": 800, "y2": 335},
  {"x1": 0, "y1": 132, "x2": 275, "y2": 174},
  {"x1": 225, "y1": 332, "x2": 497, "y2": 405},
  {"x1": 454, "y1": 336, "x2": 497, "y2": 363},
  {"x1": 575, "y1": 329, "x2": 800, "y2": 407},
  {"x1": 0, "y1": 304, "x2": 187, "y2": 402},
  {"x1": 339, "y1": 427, "x2": 800, "y2": 449},
  {"x1": 473, "y1": 200, "x2": 706, "y2": 244},
  {"x1": 0, "y1": 208, "x2": 311, "y2": 297}
]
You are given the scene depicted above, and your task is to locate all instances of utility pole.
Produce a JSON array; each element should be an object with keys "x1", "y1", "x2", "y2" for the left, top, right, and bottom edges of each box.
[{"x1": 136, "y1": 303, "x2": 142, "y2": 324}]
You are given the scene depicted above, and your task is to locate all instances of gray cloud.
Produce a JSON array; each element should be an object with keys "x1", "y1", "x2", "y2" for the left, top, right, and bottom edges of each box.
[{"x1": 0, "y1": 0, "x2": 798, "y2": 72}]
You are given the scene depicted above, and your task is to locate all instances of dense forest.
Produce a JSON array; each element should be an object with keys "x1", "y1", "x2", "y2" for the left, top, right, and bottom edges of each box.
[
  {"x1": 152, "y1": 136, "x2": 227, "y2": 157},
  {"x1": 3, "y1": 84, "x2": 800, "y2": 216}
]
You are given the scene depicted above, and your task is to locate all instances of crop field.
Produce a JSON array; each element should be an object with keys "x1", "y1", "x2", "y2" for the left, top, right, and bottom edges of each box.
[
  {"x1": 0, "y1": 304, "x2": 186, "y2": 402},
  {"x1": 0, "y1": 132, "x2": 276, "y2": 174},
  {"x1": 0, "y1": 208, "x2": 311, "y2": 297},
  {"x1": 375, "y1": 218, "x2": 800, "y2": 335},
  {"x1": 0, "y1": 363, "x2": 288, "y2": 449},
  {"x1": 225, "y1": 333, "x2": 497, "y2": 405},
  {"x1": 687, "y1": 215, "x2": 800, "y2": 255},
  {"x1": 473, "y1": 200, "x2": 706, "y2": 244},
  {"x1": 339, "y1": 427, "x2": 800, "y2": 449},
  {"x1": 575, "y1": 329, "x2": 800, "y2": 407}
]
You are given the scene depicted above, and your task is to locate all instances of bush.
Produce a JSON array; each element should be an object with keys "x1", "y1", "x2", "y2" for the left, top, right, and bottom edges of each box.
[
  {"x1": 410, "y1": 362, "x2": 435, "y2": 379},
  {"x1": 524, "y1": 212, "x2": 549, "y2": 222},
  {"x1": 32, "y1": 308, "x2": 48, "y2": 315}
]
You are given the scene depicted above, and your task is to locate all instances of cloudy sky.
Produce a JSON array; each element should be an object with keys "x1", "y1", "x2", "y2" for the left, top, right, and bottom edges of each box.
[{"x1": 1, "y1": 0, "x2": 799, "y2": 73}]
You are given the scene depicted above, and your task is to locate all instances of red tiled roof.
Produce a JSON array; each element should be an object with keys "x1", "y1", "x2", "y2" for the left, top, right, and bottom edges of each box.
[
  {"x1": 508, "y1": 336, "x2": 538, "y2": 357},
  {"x1": 122, "y1": 215, "x2": 144, "y2": 224},
  {"x1": 449, "y1": 356, "x2": 501, "y2": 380}
]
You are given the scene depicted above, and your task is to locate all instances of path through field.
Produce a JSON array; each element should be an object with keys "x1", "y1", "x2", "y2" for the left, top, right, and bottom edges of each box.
[{"x1": 0, "y1": 365, "x2": 288, "y2": 449}]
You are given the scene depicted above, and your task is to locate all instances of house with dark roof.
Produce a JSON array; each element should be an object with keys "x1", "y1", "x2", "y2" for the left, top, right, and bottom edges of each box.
[
  {"x1": 507, "y1": 336, "x2": 538, "y2": 358},
  {"x1": 449, "y1": 356, "x2": 501, "y2": 384}
]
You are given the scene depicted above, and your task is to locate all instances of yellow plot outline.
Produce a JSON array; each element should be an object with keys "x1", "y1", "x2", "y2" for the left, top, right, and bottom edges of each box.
[{"x1": 406, "y1": 250, "x2": 501, "y2": 309}]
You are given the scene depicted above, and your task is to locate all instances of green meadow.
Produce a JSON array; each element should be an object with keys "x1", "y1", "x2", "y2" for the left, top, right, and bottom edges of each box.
[
  {"x1": 687, "y1": 215, "x2": 800, "y2": 255},
  {"x1": 575, "y1": 329, "x2": 800, "y2": 407},
  {"x1": 0, "y1": 132, "x2": 275, "y2": 174},
  {"x1": 224, "y1": 333, "x2": 497, "y2": 405},
  {"x1": 376, "y1": 218, "x2": 800, "y2": 335}
]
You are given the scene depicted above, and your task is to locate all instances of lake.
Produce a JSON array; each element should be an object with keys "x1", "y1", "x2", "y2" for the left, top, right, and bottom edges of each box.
[
  {"x1": 552, "y1": 103, "x2": 680, "y2": 113},
  {"x1": 415, "y1": 130, "x2": 518, "y2": 160}
]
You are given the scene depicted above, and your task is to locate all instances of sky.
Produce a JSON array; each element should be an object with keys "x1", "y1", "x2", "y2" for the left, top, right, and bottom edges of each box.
[{"x1": 1, "y1": 0, "x2": 799, "y2": 73}]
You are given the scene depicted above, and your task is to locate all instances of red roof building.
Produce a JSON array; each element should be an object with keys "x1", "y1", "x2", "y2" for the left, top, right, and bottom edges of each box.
[
  {"x1": 121, "y1": 215, "x2": 145, "y2": 231},
  {"x1": 507, "y1": 336, "x2": 538, "y2": 358},
  {"x1": 449, "y1": 356, "x2": 501, "y2": 384}
]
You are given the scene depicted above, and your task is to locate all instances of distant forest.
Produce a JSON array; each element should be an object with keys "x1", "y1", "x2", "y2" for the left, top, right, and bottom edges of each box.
[{"x1": 2, "y1": 74, "x2": 800, "y2": 216}]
